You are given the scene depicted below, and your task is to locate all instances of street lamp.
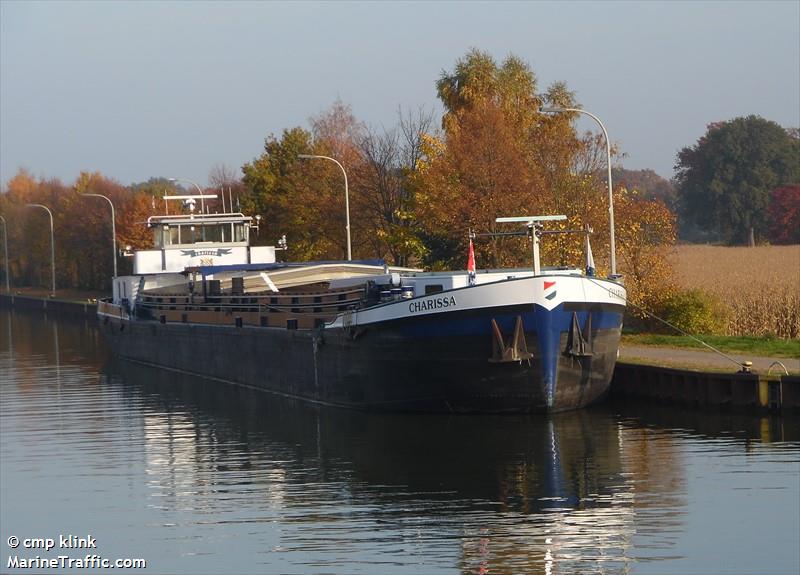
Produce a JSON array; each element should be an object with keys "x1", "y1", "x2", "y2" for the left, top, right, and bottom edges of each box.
[
  {"x1": 82, "y1": 193, "x2": 117, "y2": 278},
  {"x1": 541, "y1": 107, "x2": 617, "y2": 277},
  {"x1": 298, "y1": 154, "x2": 352, "y2": 261},
  {"x1": 25, "y1": 203, "x2": 56, "y2": 296},
  {"x1": 168, "y1": 177, "x2": 207, "y2": 214},
  {"x1": 0, "y1": 215, "x2": 9, "y2": 293}
]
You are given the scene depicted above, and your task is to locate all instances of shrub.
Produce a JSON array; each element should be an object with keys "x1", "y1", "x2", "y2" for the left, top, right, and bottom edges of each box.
[{"x1": 659, "y1": 288, "x2": 727, "y2": 336}]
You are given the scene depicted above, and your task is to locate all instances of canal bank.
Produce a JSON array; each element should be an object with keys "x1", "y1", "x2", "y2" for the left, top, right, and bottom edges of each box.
[
  {"x1": 614, "y1": 342, "x2": 800, "y2": 414},
  {"x1": 0, "y1": 292, "x2": 99, "y2": 317},
  {"x1": 611, "y1": 361, "x2": 799, "y2": 414},
  {"x1": 2, "y1": 292, "x2": 797, "y2": 413}
]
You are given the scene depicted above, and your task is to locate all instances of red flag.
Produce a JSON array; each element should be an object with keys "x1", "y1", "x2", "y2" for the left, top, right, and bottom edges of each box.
[{"x1": 467, "y1": 239, "x2": 476, "y2": 285}]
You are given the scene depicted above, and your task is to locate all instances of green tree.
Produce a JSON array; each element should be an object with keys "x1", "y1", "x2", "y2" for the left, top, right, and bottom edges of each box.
[
  {"x1": 674, "y1": 116, "x2": 799, "y2": 245},
  {"x1": 242, "y1": 125, "x2": 358, "y2": 260}
]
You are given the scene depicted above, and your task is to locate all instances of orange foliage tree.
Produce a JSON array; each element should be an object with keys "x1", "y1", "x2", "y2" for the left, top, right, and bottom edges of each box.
[
  {"x1": 0, "y1": 169, "x2": 159, "y2": 292},
  {"x1": 614, "y1": 188, "x2": 678, "y2": 321},
  {"x1": 413, "y1": 49, "x2": 678, "y2": 320},
  {"x1": 413, "y1": 49, "x2": 603, "y2": 270}
]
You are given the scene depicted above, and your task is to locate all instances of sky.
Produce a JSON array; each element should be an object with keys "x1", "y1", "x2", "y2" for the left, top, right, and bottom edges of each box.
[{"x1": 1, "y1": 0, "x2": 798, "y2": 188}]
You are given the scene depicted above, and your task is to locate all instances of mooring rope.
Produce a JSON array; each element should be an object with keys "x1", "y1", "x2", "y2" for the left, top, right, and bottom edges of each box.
[{"x1": 586, "y1": 276, "x2": 749, "y2": 371}]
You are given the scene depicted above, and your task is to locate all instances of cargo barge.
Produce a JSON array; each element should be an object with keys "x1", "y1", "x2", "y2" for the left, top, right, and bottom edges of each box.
[{"x1": 99, "y1": 199, "x2": 626, "y2": 412}]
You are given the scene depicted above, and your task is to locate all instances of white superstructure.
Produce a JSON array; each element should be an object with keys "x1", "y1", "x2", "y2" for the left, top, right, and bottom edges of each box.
[
  {"x1": 134, "y1": 213, "x2": 275, "y2": 274},
  {"x1": 113, "y1": 211, "x2": 275, "y2": 309}
]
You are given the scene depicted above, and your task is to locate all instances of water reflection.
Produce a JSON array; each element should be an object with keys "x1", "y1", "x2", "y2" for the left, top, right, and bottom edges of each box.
[
  {"x1": 613, "y1": 398, "x2": 800, "y2": 444},
  {"x1": 0, "y1": 307, "x2": 107, "y2": 368},
  {"x1": 105, "y1": 359, "x2": 678, "y2": 574}
]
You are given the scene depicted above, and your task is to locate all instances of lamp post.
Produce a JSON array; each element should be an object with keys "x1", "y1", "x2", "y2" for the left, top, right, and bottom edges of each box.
[
  {"x1": 298, "y1": 154, "x2": 352, "y2": 261},
  {"x1": 82, "y1": 193, "x2": 117, "y2": 278},
  {"x1": 541, "y1": 107, "x2": 617, "y2": 277},
  {"x1": 168, "y1": 177, "x2": 207, "y2": 214},
  {"x1": 0, "y1": 215, "x2": 9, "y2": 293},
  {"x1": 25, "y1": 203, "x2": 56, "y2": 296}
]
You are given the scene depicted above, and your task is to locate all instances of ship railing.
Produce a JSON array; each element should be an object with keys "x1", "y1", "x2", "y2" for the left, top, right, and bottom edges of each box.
[
  {"x1": 488, "y1": 216, "x2": 597, "y2": 276},
  {"x1": 134, "y1": 296, "x2": 364, "y2": 314},
  {"x1": 98, "y1": 299, "x2": 130, "y2": 320},
  {"x1": 146, "y1": 212, "x2": 249, "y2": 225}
]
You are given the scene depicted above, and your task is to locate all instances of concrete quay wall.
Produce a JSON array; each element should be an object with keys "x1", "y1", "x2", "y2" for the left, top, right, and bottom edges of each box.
[
  {"x1": 0, "y1": 294, "x2": 98, "y2": 317},
  {"x1": 611, "y1": 362, "x2": 799, "y2": 413}
]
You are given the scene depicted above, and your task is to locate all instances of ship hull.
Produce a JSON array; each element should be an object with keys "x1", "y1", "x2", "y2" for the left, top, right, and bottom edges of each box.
[{"x1": 100, "y1": 275, "x2": 626, "y2": 413}]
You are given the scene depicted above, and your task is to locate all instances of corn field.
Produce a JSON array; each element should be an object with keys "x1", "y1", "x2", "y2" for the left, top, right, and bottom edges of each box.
[{"x1": 673, "y1": 245, "x2": 800, "y2": 339}]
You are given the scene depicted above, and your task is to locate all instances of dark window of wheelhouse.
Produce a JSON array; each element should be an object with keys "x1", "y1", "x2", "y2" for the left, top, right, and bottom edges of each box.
[{"x1": 424, "y1": 284, "x2": 443, "y2": 295}]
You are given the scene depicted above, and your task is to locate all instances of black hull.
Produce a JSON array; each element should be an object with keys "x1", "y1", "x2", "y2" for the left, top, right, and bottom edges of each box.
[{"x1": 101, "y1": 308, "x2": 622, "y2": 413}]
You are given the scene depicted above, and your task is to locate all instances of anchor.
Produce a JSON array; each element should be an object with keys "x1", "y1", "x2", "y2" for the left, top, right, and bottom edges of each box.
[
  {"x1": 565, "y1": 311, "x2": 593, "y2": 358},
  {"x1": 489, "y1": 316, "x2": 533, "y2": 364}
]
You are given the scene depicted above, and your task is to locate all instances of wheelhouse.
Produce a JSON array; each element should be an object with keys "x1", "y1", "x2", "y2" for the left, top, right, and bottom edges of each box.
[{"x1": 149, "y1": 214, "x2": 252, "y2": 248}]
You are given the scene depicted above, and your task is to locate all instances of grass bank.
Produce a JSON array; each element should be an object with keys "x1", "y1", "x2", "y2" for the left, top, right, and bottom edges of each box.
[{"x1": 622, "y1": 333, "x2": 800, "y2": 359}]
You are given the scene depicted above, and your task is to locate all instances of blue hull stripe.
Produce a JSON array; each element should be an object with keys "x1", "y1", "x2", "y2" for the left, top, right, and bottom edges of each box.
[
  {"x1": 388, "y1": 303, "x2": 623, "y2": 339},
  {"x1": 382, "y1": 303, "x2": 624, "y2": 410}
]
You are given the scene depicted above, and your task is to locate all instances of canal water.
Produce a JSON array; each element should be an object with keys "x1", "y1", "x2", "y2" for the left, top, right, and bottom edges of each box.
[{"x1": 1, "y1": 309, "x2": 798, "y2": 575}]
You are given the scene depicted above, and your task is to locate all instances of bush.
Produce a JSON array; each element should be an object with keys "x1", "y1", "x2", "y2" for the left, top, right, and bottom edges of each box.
[{"x1": 658, "y1": 288, "x2": 727, "y2": 336}]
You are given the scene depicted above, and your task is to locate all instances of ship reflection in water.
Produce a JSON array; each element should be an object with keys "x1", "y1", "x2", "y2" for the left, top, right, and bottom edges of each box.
[
  {"x1": 127, "y1": 360, "x2": 651, "y2": 574},
  {"x1": 1, "y1": 309, "x2": 798, "y2": 575}
]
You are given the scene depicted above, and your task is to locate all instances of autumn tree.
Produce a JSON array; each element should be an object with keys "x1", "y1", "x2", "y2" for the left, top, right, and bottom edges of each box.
[
  {"x1": 309, "y1": 99, "x2": 365, "y2": 161},
  {"x1": 1, "y1": 169, "x2": 163, "y2": 292},
  {"x1": 208, "y1": 164, "x2": 247, "y2": 213},
  {"x1": 1, "y1": 170, "x2": 53, "y2": 289},
  {"x1": 241, "y1": 100, "x2": 432, "y2": 264},
  {"x1": 241, "y1": 126, "x2": 347, "y2": 260},
  {"x1": 613, "y1": 188, "x2": 678, "y2": 320},
  {"x1": 413, "y1": 48, "x2": 681, "y2": 329},
  {"x1": 768, "y1": 184, "x2": 800, "y2": 244},
  {"x1": 414, "y1": 49, "x2": 598, "y2": 270},
  {"x1": 66, "y1": 172, "x2": 131, "y2": 289},
  {"x1": 353, "y1": 107, "x2": 434, "y2": 266},
  {"x1": 675, "y1": 116, "x2": 799, "y2": 245}
]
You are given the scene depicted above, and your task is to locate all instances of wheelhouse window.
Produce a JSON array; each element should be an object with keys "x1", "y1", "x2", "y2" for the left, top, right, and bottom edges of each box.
[
  {"x1": 200, "y1": 224, "x2": 225, "y2": 243},
  {"x1": 234, "y1": 223, "x2": 248, "y2": 242},
  {"x1": 152, "y1": 221, "x2": 249, "y2": 247}
]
